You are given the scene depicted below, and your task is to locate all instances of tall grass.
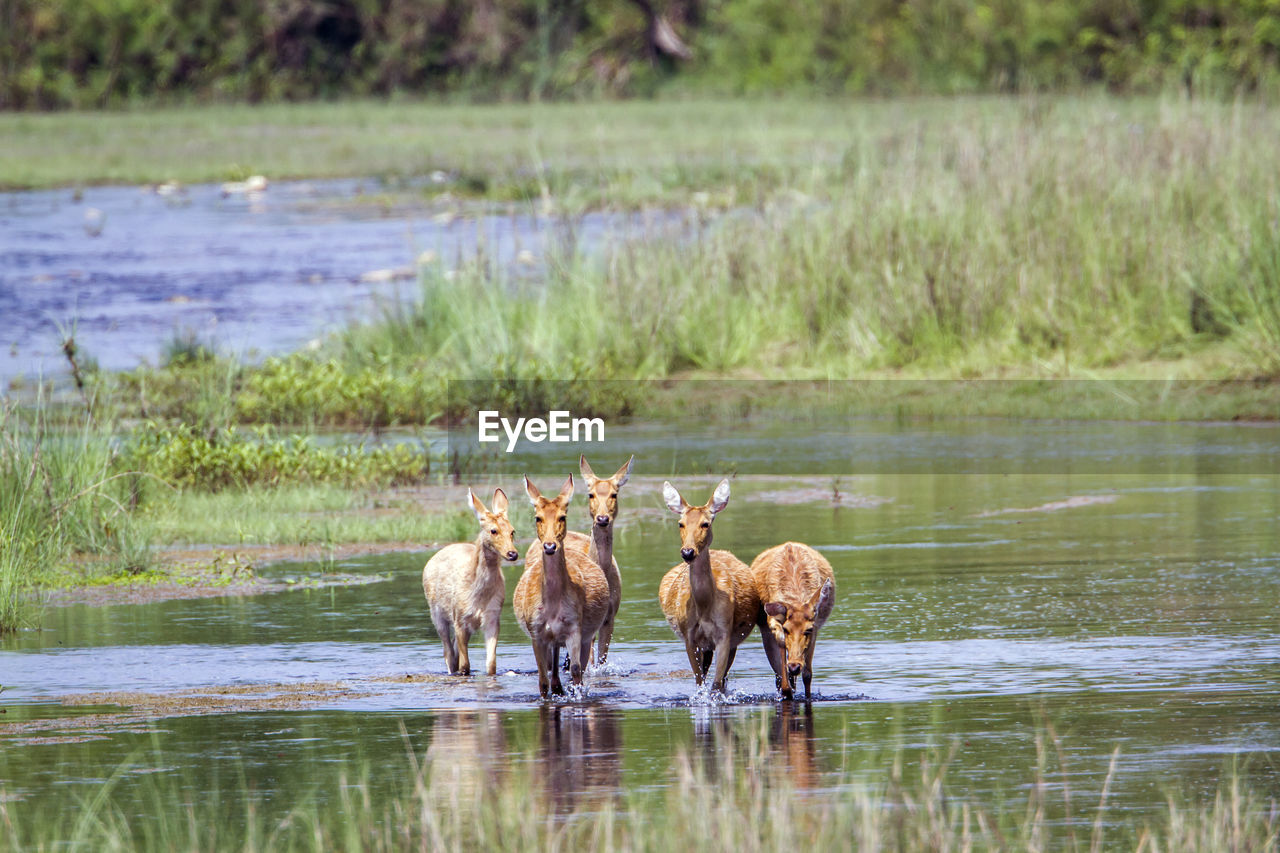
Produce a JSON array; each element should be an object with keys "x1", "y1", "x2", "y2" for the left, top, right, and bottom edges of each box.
[
  {"x1": 143, "y1": 484, "x2": 473, "y2": 547},
  {"x1": 2, "y1": 720, "x2": 1276, "y2": 851},
  {"x1": 0, "y1": 399, "x2": 152, "y2": 631},
  {"x1": 337, "y1": 98, "x2": 1280, "y2": 381}
]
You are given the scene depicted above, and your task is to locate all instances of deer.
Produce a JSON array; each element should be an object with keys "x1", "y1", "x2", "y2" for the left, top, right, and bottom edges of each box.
[
  {"x1": 751, "y1": 542, "x2": 836, "y2": 701},
  {"x1": 525, "y1": 455, "x2": 632, "y2": 668},
  {"x1": 658, "y1": 479, "x2": 760, "y2": 693},
  {"x1": 569, "y1": 454, "x2": 632, "y2": 664},
  {"x1": 514, "y1": 475, "x2": 612, "y2": 698},
  {"x1": 421, "y1": 488, "x2": 521, "y2": 676}
]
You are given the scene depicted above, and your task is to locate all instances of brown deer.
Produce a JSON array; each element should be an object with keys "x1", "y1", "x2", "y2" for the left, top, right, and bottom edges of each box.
[
  {"x1": 571, "y1": 454, "x2": 632, "y2": 664},
  {"x1": 514, "y1": 475, "x2": 611, "y2": 697},
  {"x1": 751, "y1": 542, "x2": 835, "y2": 700},
  {"x1": 524, "y1": 455, "x2": 632, "y2": 667},
  {"x1": 421, "y1": 488, "x2": 521, "y2": 676},
  {"x1": 658, "y1": 479, "x2": 760, "y2": 693}
]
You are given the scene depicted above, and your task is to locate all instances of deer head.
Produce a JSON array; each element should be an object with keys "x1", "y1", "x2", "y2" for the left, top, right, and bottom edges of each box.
[
  {"x1": 580, "y1": 454, "x2": 633, "y2": 530},
  {"x1": 524, "y1": 475, "x2": 574, "y2": 556},
  {"x1": 468, "y1": 487, "x2": 520, "y2": 562},
  {"x1": 663, "y1": 479, "x2": 730, "y2": 563},
  {"x1": 763, "y1": 579, "x2": 835, "y2": 679}
]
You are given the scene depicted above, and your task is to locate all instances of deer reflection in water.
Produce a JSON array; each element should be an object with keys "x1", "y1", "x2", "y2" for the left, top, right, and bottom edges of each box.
[
  {"x1": 688, "y1": 703, "x2": 823, "y2": 791},
  {"x1": 769, "y1": 702, "x2": 821, "y2": 791},
  {"x1": 537, "y1": 703, "x2": 624, "y2": 814},
  {"x1": 423, "y1": 709, "x2": 511, "y2": 800}
]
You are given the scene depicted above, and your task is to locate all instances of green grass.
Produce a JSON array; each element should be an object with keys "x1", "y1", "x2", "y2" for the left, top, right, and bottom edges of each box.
[
  {"x1": 0, "y1": 97, "x2": 891, "y2": 193},
  {"x1": 12, "y1": 96, "x2": 1276, "y2": 411},
  {"x1": 140, "y1": 484, "x2": 471, "y2": 548},
  {"x1": 329, "y1": 95, "x2": 1280, "y2": 386},
  {"x1": 0, "y1": 399, "x2": 152, "y2": 630}
]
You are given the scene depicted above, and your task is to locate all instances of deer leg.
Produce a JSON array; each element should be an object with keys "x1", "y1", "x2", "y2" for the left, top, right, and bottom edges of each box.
[
  {"x1": 757, "y1": 614, "x2": 790, "y2": 696},
  {"x1": 684, "y1": 639, "x2": 704, "y2": 685},
  {"x1": 573, "y1": 635, "x2": 593, "y2": 685},
  {"x1": 532, "y1": 638, "x2": 551, "y2": 698},
  {"x1": 700, "y1": 648, "x2": 714, "y2": 679},
  {"x1": 550, "y1": 642, "x2": 566, "y2": 695},
  {"x1": 596, "y1": 614, "x2": 615, "y2": 665},
  {"x1": 435, "y1": 612, "x2": 459, "y2": 675},
  {"x1": 483, "y1": 614, "x2": 500, "y2": 677},
  {"x1": 455, "y1": 624, "x2": 472, "y2": 676},
  {"x1": 802, "y1": 634, "x2": 817, "y2": 700},
  {"x1": 710, "y1": 637, "x2": 734, "y2": 693}
]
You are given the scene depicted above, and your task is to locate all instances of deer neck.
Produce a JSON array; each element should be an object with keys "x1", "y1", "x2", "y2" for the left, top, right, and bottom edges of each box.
[
  {"x1": 588, "y1": 524, "x2": 613, "y2": 572},
  {"x1": 687, "y1": 545, "x2": 716, "y2": 610},
  {"x1": 539, "y1": 542, "x2": 571, "y2": 605},
  {"x1": 470, "y1": 532, "x2": 502, "y2": 591}
]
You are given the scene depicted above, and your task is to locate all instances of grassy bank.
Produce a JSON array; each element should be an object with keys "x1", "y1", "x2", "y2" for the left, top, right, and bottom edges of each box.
[
  {"x1": 0, "y1": 97, "x2": 895, "y2": 191},
  {"x1": 0, "y1": 401, "x2": 469, "y2": 631},
  {"x1": 17, "y1": 96, "x2": 1278, "y2": 422},
  {"x1": 0, "y1": 400, "x2": 152, "y2": 630},
  {"x1": 2, "y1": 723, "x2": 1275, "y2": 851}
]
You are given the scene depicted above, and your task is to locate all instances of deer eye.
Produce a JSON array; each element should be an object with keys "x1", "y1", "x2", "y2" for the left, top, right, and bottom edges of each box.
[
  {"x1": 490, "y1": 528, "x2": 498, "y2": 535},
  {"x1": 678, "y1": 522, "x2": 685, "y2": 529},
  {"x1": 804, "y1": 628, "x2": 814, "y2": 636},
  {"x1": 699, "y1": 521, "x2": 709, "y2": 529},
  {"x1": 558, "y1": 515, "x2": 566, "y2": 523}
]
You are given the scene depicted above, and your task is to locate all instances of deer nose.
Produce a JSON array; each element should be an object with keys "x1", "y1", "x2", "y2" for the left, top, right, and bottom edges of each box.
[
  {"x1": 680, "y1": 548, "x2": 695, "y2": 562},
  {"x1": 787, "y1": 663, "x2": 803, "y2": 677},
  {"x1": 595, "y1": 515, "x2": 610, "y2": 527},
  {"x1": 542, "y1": 541, "x2": 558, "y2": 555},
  {"x1": 505, "y1": 550, "x2": 519, "y2": 562}
]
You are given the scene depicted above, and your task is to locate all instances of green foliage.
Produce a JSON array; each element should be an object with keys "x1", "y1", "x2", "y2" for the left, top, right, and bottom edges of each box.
[
  {"x1": 0, "y1": 401, "x2": 152, "y2": 631},
  {"x1": 234, "y1": 356, "x2": 445, "y2": 428},
  {"x1": 124, "y1": 422, "x2": 430, "y2": 491},
  {"x1": 4, "y1": 0, "x2": 1280, "y2": 108},
  {"x1": 327, "y1": 97, "x2": 1280, "y2": 381}
]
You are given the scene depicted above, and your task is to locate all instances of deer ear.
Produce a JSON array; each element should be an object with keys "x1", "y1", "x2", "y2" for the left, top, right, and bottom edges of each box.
[
  {"x1": 491, "y1": 488, "x2": 509, "y2": 515},
  {"x1": 579, "y1": 454, "x2": 597, "y2": 485},
  {"x1": 708, "y1": 479, "x2": 731, "y2": 518},
  {"x1": 662, "y1": 481, "x2": 685, "y2": 514},
  {"x1": 524, "y1": 476, "x2": 541, "y2": 506},
  {"x1": 556, "y1": 474, "x2": 574, "y2": 503},
  {"x1": 613, "y1": 455, "x2": 634, "y2": 488},
  {"x1": 812, "y1": 579, "x2": 835, "y2": 622},
  {"x1": 764, "y1": 601, "x2": 788, "y2": 620},
  {"x1": 467, "y1": 488, "x2": 488, "y2": 522}
]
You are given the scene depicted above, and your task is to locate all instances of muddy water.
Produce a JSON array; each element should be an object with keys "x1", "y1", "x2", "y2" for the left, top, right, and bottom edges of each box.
[{"x1": 2, "y1": 421, "x2": 1279, "y2": 830}]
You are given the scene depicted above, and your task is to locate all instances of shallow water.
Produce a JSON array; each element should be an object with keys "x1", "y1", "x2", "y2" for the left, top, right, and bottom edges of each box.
[
  {"x1": 0, "y1": 179, "x2": 643, "y2": 386},
  {"x1": 3, "y1": 421, "x2": 1279, "y2": 831}
]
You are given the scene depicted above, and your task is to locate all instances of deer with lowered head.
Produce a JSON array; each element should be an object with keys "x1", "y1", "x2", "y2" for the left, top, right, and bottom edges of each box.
[
  {"x1": 514, "y1": 475, "x2": 611, "y2": 697},
  {"x1": 751, "y1": 542, "x2": 835, "y2": 700},
  {"x1": 422, "y1": 488, "x2": 521, "y2": 676},
  {"x1": 658, "y1": 479, "x2": 760, "y2": 693}
]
